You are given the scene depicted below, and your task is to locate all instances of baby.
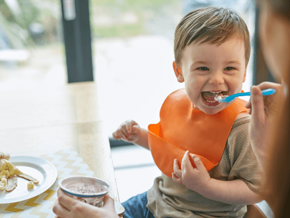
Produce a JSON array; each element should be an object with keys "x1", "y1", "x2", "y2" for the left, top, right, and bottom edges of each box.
[{"x1": 113, "y1": 7, "x2": 262, "y2": 218}]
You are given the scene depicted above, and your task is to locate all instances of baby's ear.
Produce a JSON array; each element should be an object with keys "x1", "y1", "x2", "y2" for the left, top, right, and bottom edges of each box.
[
  {"x1": 173, "y1": 62, "x2": 184, "y2": 83},
  {"x1": 242, "y1": 69, "x2": 247, "y2": 83}
]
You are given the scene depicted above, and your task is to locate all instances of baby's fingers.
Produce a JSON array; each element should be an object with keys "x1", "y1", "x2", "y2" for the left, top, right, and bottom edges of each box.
[
  {"x1": 126, "y1": 121, "x2": 134, "y2": 134},
  {"x1": 112, "y1": 129, "x2": 126, "y2": 140},
  {"x1": 125, "y1": 120, "x2": 140, "y2": 134},
  {"x1": 112, "y1": 127, "x2": 129, "y2": 141},
  {"x1": 112, "y1": 131, "x2": 121, "y2": 140},
  {"x1": 172, "y1": 173, "x2": 182, "y2": 184},
  {"x1": 132, "y1": 125, "x2": 141, "y2": 134},
  {"x1": 181, "y1": 150, "x2": 193, "y2": 171},
  {"x1": 173, "y1": 159, "x2": 182, "y2": 175}
]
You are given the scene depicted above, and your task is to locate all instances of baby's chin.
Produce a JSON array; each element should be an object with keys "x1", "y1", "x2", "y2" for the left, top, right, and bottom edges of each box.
[{"x1": 197, "y1": 103, "x2": 228, "y2": 115}]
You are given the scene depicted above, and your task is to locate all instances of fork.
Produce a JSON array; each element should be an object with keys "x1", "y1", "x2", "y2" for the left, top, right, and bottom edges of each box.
[{"x1": 215, "y1": 88, "x2": 276, "y2": 103}]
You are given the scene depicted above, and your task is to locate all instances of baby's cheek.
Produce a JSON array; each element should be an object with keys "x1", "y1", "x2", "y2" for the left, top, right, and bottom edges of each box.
[{"x1": 226, "y1": 80, "x2": 241, "y2": 93}]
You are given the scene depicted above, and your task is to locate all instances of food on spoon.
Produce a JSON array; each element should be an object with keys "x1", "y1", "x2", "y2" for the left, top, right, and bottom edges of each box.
[{"x1": 27, "y1": 181, "x2": 34, "y2": 189}]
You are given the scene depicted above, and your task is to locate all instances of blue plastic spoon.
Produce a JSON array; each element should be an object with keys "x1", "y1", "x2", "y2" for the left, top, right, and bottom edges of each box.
[{"x1": 215, "y1": 88, "x2": 276, "y2": 103}]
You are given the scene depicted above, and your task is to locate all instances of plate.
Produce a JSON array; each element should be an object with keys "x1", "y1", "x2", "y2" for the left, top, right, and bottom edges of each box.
[{"x1": 0, "y1": 156, "x2": 57, "y2": 204}]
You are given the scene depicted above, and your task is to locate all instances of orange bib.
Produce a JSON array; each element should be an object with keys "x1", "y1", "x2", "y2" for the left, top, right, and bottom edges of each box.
[{"x1": 148, "y1": 89, "x2": 248, "y2": 177}]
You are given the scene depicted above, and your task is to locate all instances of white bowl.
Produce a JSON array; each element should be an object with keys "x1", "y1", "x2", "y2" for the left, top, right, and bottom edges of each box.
[{"x1": 59, "y1": 176, "x2": 111, "y2": 207}]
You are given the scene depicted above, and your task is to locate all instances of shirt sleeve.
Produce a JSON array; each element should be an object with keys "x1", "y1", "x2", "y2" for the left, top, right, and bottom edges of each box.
[{"x1": 227, "y1": 116, "x2": 263, "y2": 193}]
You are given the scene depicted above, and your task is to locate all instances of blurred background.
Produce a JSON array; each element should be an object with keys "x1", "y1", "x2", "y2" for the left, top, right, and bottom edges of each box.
[
  {"x1": 0, "y1": 0, "x2": 272, "y2": 216},
  {"x1": 0, "y1": 0, "x2": 258, "y2": 133}
]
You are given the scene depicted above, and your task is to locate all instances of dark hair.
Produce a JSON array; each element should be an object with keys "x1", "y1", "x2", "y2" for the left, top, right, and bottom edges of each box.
[{"x1": 265, "y1": 0, "x2": 290, "y2": 19}]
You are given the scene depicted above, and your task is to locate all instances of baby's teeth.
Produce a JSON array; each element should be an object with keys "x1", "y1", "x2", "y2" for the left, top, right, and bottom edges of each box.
[{"x1": 214, "y1": 95, "x2": 223, "y2": 101}]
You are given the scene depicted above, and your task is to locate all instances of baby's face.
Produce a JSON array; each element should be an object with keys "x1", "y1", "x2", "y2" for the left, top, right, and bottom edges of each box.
[{"x1": 174, "y1": 36, "x2": 247, "y2": 115}]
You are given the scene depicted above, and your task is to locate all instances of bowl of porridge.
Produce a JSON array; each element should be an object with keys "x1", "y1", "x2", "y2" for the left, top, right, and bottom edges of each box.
[{"x1": 59, "y1": 176, "x2": 111, "y2": 207}]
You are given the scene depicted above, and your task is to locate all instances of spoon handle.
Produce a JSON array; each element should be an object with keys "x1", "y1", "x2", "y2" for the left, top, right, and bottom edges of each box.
[{"x1": 235, "y1": 88, "x2": 276, "y2": 97}]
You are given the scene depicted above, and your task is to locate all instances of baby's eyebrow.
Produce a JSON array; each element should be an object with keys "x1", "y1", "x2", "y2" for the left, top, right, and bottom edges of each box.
[
  {"x1": 224, "y1": 60, "x2": 241, "y2": 65},
  {"x1": 190, "y1": 60, "x2": 210, "y2": 71},
  {"x1": 193, "y1": 60, "x2": 208, "y2": 65}
]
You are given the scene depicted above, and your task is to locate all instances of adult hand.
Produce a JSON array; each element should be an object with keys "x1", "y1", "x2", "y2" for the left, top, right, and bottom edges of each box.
[
  {"x1": 112, "y1": 120, "x2": 142, "y2": 143},
  {"x1": 53, "y1": 188, "x2": 119, "y2": 218},
  {"x1": 172, "y1": 150, "x2": 211, "y2": 194},
  {"x1": 245, "y1": 82, "x2": 285, "y2": 168}
]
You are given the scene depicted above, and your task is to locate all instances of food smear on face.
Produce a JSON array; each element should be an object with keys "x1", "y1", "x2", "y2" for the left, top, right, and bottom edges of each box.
[{"x1": 66, "y1": 179, "x2": 107, "y2": 194}]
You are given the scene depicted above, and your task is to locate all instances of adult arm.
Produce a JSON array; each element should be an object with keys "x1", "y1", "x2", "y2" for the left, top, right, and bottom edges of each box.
[
  {"x1": 246, "y1": 82, "x2": 285, "y2": 168},
  {"x1": 53, "y1": 188, "x2": 119, "y2": 218}
]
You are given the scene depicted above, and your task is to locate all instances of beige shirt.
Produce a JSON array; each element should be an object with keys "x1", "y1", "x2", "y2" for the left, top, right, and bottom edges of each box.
[{"x1": 147, "y1": 116, "x2": 262, "y2": 218}]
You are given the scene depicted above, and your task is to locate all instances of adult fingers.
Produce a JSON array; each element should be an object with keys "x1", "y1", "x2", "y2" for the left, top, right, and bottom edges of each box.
[
  {"x1": 245, "y1": 82, "x2": 283, "y2": 108},
  {"x1": 103, "y1": 194, "x2": 115, "y2": 210},
  {"x1": 255, "y1": 82, "x2": 285, "y2": 107},
  {"x1": 250, "y1": 86, "x2": 266, "y2": 124},
  {"x1": 252, "y1": 83, "x2": 285, "y2": 118},
  {"x1": 53, "y1": 200, "x2": 70, "y2": 218},
  {"x1": 245, "y1": 100, "x2": 251, "y2": 109},
  {"x1": 57, "y1": 189, "x2": 79, "y2": 212},
  {"x1": 258, "y1": 83, "x2": 285, "y2": 115},
  {"x1": 255, "y1": 81, "x2": 282, "y2": 91}
]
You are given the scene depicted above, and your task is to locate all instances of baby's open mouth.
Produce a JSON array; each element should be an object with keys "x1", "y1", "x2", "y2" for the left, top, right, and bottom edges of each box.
[{"x1": 201, "y1": 91, "x2": 228, "y2": 103}]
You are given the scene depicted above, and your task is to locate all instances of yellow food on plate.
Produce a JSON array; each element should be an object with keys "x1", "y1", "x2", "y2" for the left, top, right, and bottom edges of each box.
[
  {"x1": 27, "y1": 181, "x2": 34, "y2": 189},
  {"x1": 0, "y1": 152, "x2": 10, "y2": 160},
  {"x1": 0, "y1": 152, "x2": 39, "y2": 193},
  {"x1": 6, "y1": 176, "x2": 17, "y2": 192},
  {"x1": 1, "y1": 177, "x2": 7, "y2": 186}
]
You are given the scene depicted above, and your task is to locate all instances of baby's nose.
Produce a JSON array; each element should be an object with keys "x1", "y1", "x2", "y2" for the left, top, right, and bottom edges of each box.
[{"x1": 209, "y1": 72, "x2": 224, "y2": 85}]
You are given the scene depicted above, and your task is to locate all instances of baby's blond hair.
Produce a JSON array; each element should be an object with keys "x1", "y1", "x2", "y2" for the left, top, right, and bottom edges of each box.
[{"x1": 174, "y1": 7, "x2": 250, "y2": 66}]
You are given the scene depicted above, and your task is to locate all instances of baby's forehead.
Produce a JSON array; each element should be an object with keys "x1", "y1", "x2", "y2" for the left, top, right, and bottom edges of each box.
[
  {"x1": 184, "y1": 37, "x2": 245, "y2": 56},
  {"x1": 191, "y1": 33, "x2": 246, "y2": 48}
]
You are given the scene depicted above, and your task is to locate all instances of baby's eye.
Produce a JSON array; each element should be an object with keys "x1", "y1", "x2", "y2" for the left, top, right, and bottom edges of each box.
[
  {"x1": 224, "y1": 67, "x2": 235, "y2": 71},
  {"x1": 197, "y1": 67, "x2": 209, "y2": 71}
]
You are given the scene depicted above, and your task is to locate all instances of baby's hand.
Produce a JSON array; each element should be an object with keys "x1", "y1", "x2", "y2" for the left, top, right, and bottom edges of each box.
[
  {"x1": 112, "y1": 120, "x2": 141, "y2": 143},
  {"x1": 172, "y1": 151, "x2": 211, "y2": 194}
]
